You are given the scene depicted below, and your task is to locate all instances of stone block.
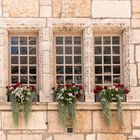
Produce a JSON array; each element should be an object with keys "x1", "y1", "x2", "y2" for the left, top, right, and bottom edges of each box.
[
  {"x1": 129, "y1": 45, "x2": 135, "y2": 64},
  {"x1": 40, "y1": 0, "x2": 52, "y2": 5},
  {"x1": 75, "y1": 111, "x2": 92, "y2": 132},
  {"x1": 52, "y1": 0, "x2": 91, "y2": 17},
  {"x1": 92, "y1": 1, "x2": 131, "y2": 18},
  {"x1": 42, "y1": 41, "x2": 50, "y2": 51},
  {"x1": 132, "y1": 0, "x2": 140, "y2": 13},
  {"x1": 54, "y1": 134, "x2": 84, "y2": 140},
  {"x1": 138, "y1": 64, "x2": 140, "y2": 79},
  {"x1": 86, "y1": 134, "x2": 96, "y2": 140},
  {"x1": 7, "y1": 134, "x2": 42, "y2": 140},
  {"x1": 43, "y1": 51, "x2": 49, "y2": 65},
  {"x1": 132, "y1": 130, "x2": 140, "y2": 138},
  {"x1": 2, "y1": 111, "x2": 47, "y2": 129},
  {"x1": 131, "y1": 19, "x2": 140, "y2": 28},
  {"x1": 43, "y1": 64, "x2": 50, "y2": 74},
  {"x1": 132, "y1": 111, "x2": 140, "y2": 127},
  {"x1": 93, "y1": 111, "x2": 131, "y2": 133},
  {"x1": 0, "y1": 131, "x2": 6, "y2": 140},
  {"x1": 3, "y1": 0, "x2": 39, "y2": 17},
  {"x1": 48, "y1": 111, "x2": 64, "y2": 133},
  {"x1": 130, "y1": 29, "x2": 140, "y2": 44},
  {"x1": 97, "y1": 134, "x2": 127, "y2": 140},
  {"x1": 130, "y1": 64, "x2": 137, "y2": 86},
  {"x1": 40, "y1": 6, "x2": 52, "y2": 17},
  {"x1": 46, "y1": 136, "x2": 53, "y2": 140},
  {"x1": 43, "y1": 28, "x2": 50, "y2": 41},
  {"x1": 135, "y1": 45, "x2": 140, "y2": 62}
]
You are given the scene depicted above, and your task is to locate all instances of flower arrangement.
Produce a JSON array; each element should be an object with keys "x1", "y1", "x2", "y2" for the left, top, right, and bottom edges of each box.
[
  {"x1": 53, "y1": 83, "x2": 83, "y2": 129},
  {"x1": 6, "y1": 83, "x2": 36, "y2": 126},
  {"x1": 93, "y1": 84, "x2": 129, "y2": 128}
]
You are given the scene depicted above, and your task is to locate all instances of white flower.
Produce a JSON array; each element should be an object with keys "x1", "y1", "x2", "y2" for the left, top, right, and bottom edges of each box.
[
  {"x1": 27, "y1": 92, "x2": 31, "y2": 95},
  {"x1": 68, "y1": 93, "x2": 73, "y2": 97}
]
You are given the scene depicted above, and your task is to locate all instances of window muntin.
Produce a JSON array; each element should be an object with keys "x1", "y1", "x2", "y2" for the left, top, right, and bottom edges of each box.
[
  {"x1": 55, "y1": 35, "x2": 82, "y2": 85},
  {"x1": 10, "y1": 35, "x2": 38, "y2": 88},
  {"x1": 94, "y1": 35, "x2": 121, "y2": 86}
]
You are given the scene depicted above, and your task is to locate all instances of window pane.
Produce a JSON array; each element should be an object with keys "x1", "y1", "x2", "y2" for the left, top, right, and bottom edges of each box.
[
  {"x1": 11, "y1": 37, "x2": 18, "y2": 45},
  {"x1": 95, "y1": 56, "x2": 102, "y2": 64},
  {"x1": 29, "y1": 76, "x2": 37, "y2": 84},
  {"x1": 56, "y1": 56, "x2": 63, "y2": 64},
  {"x1": 65, "y1": 47, "x2": 72, "y2": 54},
  {"x1": 66, "y1": 76, "x2": 73, "y2": 83},
  {"x1": 20, "y1": 56, "x2": 27, "y2": 64},
  {"x1": 11, "y1": 56, "x2": 18, "y2": 64},
  {"x1": 104, "y1": 66, "x2": 111, "y2": 74},
  {"x1": 74, "y1": 56, "x2": 81, "y2": 64},
  {"x1": 103, "y1": 36, "x2": 111, "y2": 44},
  {"x1": 95, "y1": 76, "x2": 102, "y2": 84},
  {"x1": 113, "y1": 46, "x2": 120, "y2": 54},
  {"x1": 112, "y1": 36, "x2": 120, "y2": 44},
  {"x1": 65, "y1": 66, "x2": 72, "y2": 74},
  {"x1": 11, "y1": 66, "x2": 18, "y2": 74},
  {"x1": 74, "y1": 47, "x2": 81, "y2": 54},
  {"x1": 95, "y1": 46, "x2": 102, "y2": 54},
  {"x1": 29, "y1": 56, "x2": 36, "y2": 64},
  {"x1": 104, "y1": 76, "x2": 111, "y2": 84},
  {"x1": 104, "y1": 46, "x2": 111, "y2": 54},
  {"x1": 11, "y1": 76, "x2": 18, "y2": 83},
  {"x1": 29, "y1": 66, "x2": 36, "y2": 74},
  {"x1": 113, "y1": 56, "x2": 120, "y2": 64},
  {"x1": 20, "y1": 37, "x2": 27, "y2": 45},
  {"x1": 56, "y1": 37, "x2": 63, "y2": 45},
  {"x1": 20, "y1": 76, "x2": 28, "y2": 84},
  {"x1": 104, "y1": 56, "x2": 111, "y2": 64},
  {"x1": 56, "y1": 47, "x2": 63, "y2": 54},
  {"x1": 29, "y1": 47, "x2": 36, "y2": 54},
  {"x1": 65, "y1": 37, "x2": 72, "y2": 45},
  {"x1": 11, "y1": 47, "x2": 18, "y2": 54},
  {"x1": 113, "y1": 66, "x2": 120, "y2": 74},
  {"x1": 95, "y1": 66, "x2": 102, "y2": 74},
  {"x1": 113, "y1": 76, "x2": 120, "y2": 83},
  {"x1": 74, "y1": 76, "x2": 82, "y2": 84},
  {"x1": 74, "y1": 66, "x2": 82, "y2": 74},
  {"x1": 56, "y1": 66, "x2": 64, "y2": 74},
  {"x1": 65, "y1": 56, "x2": 72, "y2": 64},
  {"x1": 20, "y1": 47, "x2": 27, "y2": 54},
  {"x1": 74, "y1": 37, "x2": 81, "y2": 44},
  {"x1": 56, "y1": 76, "x2": 64, "y2": 84},
  {"x1": 95, "y1": 36, "x2": 102, "y2": 44},
  {"x1": 29, "y1": 37, "x2": 36, "y2": 45},
  {"x1": 20, "y1": 66, "x2": 27, "y2": 74}
]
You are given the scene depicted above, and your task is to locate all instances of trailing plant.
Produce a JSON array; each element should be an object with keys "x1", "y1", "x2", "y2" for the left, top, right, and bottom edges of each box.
[
  {"x1": 6, "y1": 83, "x2": 36, "y2": 126},
  {"x1": 94, "y1": 84, "x2": 129, "y2": 128},
  {"x1": 53, "y1": 83, "x2": 83, "y2": 129}
]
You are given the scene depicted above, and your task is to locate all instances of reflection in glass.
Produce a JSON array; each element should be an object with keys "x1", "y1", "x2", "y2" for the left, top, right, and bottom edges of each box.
[
  {"x1": 65, "y1": 56, "x2": 72, "y2": 64},
  {"x1": 29, "y1": 76, "x2": 36, "y2": 84},
  {"x1": 56, "y1": 66, "x2": 64, "y2": 74},
  {"x1": 56, "y1": 37, "x2": 63, "y2": 45},
  {"x1": 56, "y1": 76, "x2": 64, "y2": 84},
  {"x1": 104, "y1": 46, "x2": 111, "y2": 54},
  {"x1": 104, "y1": 66, "x2": 111, "y2": 74},
  {"x1": 56, "y1": 56, "x2": 63, "y2": 64},
  {"x1": 29, "y1": 66, "x2": 36, "y2": 74},
  {"x1": 11, "y1": 76, "x2": 18, "y2": 83},
  {"x1": 104, "y1": 76, "x2": 111, "y2": 84},
  {"x1": 56, "y1": 47, "x2": 63, "y2": 54},
  {"x1": 95, "y1": 66, "x2": 102, "y2": 74},
  {"x1": 65, "y1": 66, "x2": 72, "y2": 74},
  {"x1": 20, "y1": 56, "x2": 27, "y2": 64},
  {"x1": 29, "y1": 47, "x2": 36, "y2": 54},
  {"x1": 11, "y1": 47, "x2": 18, "y2": 54},
  {"x1": 94, "y1": 36, "x2": 102, "y2": 44},
  {"x1": 20, "y1": 66, "x2": 27, "y2": 74},
  {"x1": 74, "y1": 47, "x2": 81, "y2": 54},
  {"x1": 20, "y1": 76, "x2": 28, "y2": 84},
  {"x1": 65, "y1": 47, "x2": 72, "y2": 54},
  {"x1": 74, "y1": 66, "x2": 82, "y2": 74},
  {"x1": 103, "y1": 36, "x2": 111, "y2": 44},
  {"x1": 20, "y1": 37, "x2": 27, "y2": 45},
  {"x1": 112, "y1": 36, "x2": 120, "y2": 44},
  {"x1": 11, "y1": 66, "x2": 18, "y2": 74},
  {"x1": 113, "y1": 75, "x2": 120, "y2": 83},
  {"x1": 11, "y1": 37, "x2": 18, "y2": 45},
  {"x1": 74, "y1": 37, "x2": 81, "y2": 44},
  {"x1": 74, "y1": 76, "x2": 82, "y2": 84},
  {"x1": 29, "y1": 37, "x2": 36, "y2": 45},
  {"x1": 95, "y1": 56, "x2": 102, "y2": 64},
  {"x1": 66, "y1": 76, "x2": 73, "y2": 83},
  {"x1": 20, "y1": 47, "x2": 27, "y2": 54},
  {"x1": 74, "y1": 56, "x2": 81, "y2": 64},
  {"x1": 95, "y1": 76, "x2": 102, "y2": 84},
  {"x1": 113, "y1": 46, "x2": 120, "y2": 54},
  {"x1": 113, "y1": 66, "x2": 120, "y2": 74},
  {"x1": 113, "y1": 56, "x2": 120, "y2": 64},
  {"x1": 11, "y1": 56, "x2": 18, "y2": 64},
  {"x1": 104, "y1": 56, "x2": 111, "y2": 64},
  {"x1": 65, "y1": 37, "x2": 72, "y2": 45},
  {"x1": 29, "y1": 56, "x2": 36, "y2": 64},
  {"x1": 95, "y1": 46, "x2": 102, "y2": 54}
]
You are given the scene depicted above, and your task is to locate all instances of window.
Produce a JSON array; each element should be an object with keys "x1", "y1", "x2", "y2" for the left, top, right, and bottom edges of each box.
[
  {"x1": 94, "y1": 35, "x2": 121, "y2": 86},
  {"x1": 55, "y1": 35, "x2": 82, "y2": 85},
  {"x1": 10, "y1": 35, "x2": 38, "y2": 88}
]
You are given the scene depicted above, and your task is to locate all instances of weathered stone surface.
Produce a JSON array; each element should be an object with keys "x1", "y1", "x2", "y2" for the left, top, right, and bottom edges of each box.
[
  {"x1": 43, "y1": 51, "x2": 50, "y2": 65},
  {"x1": 92, "y1": 1, "x2": 131, "y2": 18},
  {"x1": 132, "y1": 111, "x2": 140, "y2": 127},
  {"x1": 0, "y1": 131, "x2": 6, "y2": 140},
  {"x1": 132, "y1": 0, "x2": 140, "y2": 13},
  {"x1": 135, "y1": 45, "x2": 140, "y2": 62},
  {"x1": 75, "y1": 111, "x2": 92, "y2": 132},
  {"x1": 54, "y1": 134, "x2": 84, "y2": 140},
  {"x1": 46, "y1": 136, "x2": 53, "y2": 140},
  {"x1": 129, "y1": 45, "x2": 135, "y2": 64},
  {"x1": 3, "y1": 0, "x2": 39, "y2": 17},
  {"x1": 132, "y1": 130, "x2": 140, "y2": 138},
  {"x1": 52, "y1": 0, "x2": 91, "y2": 17},
  {"x1": 93, "y1": 111, "x2": 131, "y2": 133},
  {"x1": 2, "y1": 111, "x2": 47, "y2": 129},
  {"x1": 7, "y1": 134, "x2": 42, "y2": 140},
  {"x1": 40, "y1": 6, "x2": 52, "y2": 17},
  {"x1": 130, "y1": 64, "x2": 137, "y2": 86},
  {"x1": 40, "y1": 0, "x2": 52, "y2": 5},
  {"x1": 48, "y1": 111, "x2": 64, "y2": 133},
  {"x1": 97, "y1": 134, "x2": 127, "y2": 140},
  {"x1": 130, "y1": 29, "x2": 140, "y2": 44},
  {"x1": 131, "y1": 19, "x2": 140, "y2": 28},
  {"x1": 86, "y1": 134, "x2": 96, "y2": 140},
  {"x1": 137, "y1": 64, "x2": 140, "y2": 80}
]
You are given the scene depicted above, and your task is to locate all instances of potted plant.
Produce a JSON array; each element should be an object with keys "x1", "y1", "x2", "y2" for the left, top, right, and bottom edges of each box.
[
  {"x1": 93, "y1": 84, "x2": 129, "y2": 128},
  {"x1": 6, "y1": 83, "x2": 36, "y2": 126},
  {"x1": 53, "y1": 83, "x2": 83, "y2": 129}
]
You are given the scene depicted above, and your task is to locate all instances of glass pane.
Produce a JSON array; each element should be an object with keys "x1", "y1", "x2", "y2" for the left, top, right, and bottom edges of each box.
[
  {"x1": 56, "y1": 66, "x2": 64, "y2": 74},
  {"x1": 66, "y1": 76, "x2": 73, "y2": 83},
  {"x1": 11, "y1": 66, "x2": 18, "y2": 74},
  {"x1": 11, "y1": 76, "x2": 18, "y2": 84},
  {"x1": 104, "y1": 66, "x2": 111, "y2": 74},
  {"x1": 20, "y1": 66, "x2": 27, "y2": 74},
  {"x1": 29, "y1": 66, "x2": 36, "y2": 74},
  {"x1": 103, "y1": 36, "x2": 111, "y2": 44},
  {"x1": 11, "y1": 37, "x2": 18, "y2": 45},
  {"x1": 56, "y1": 56, "x2": 63, "y2": 64},
  {"x1": 94, "y1": 36, "x2": 102, "y2": 45},
  {"x1": 112, "y1": 36, "x2": 120, "y2": 44},
  {"x1": 74, "y1": 56, "x2": 81, "y2": 64},
  {"x1": 29, "y1": 47, "x2": 36, "y2": 54},
  {"x1": 65, "y1": 47, "x2": 72, "y2": 54},
  {"x1": 74, "y1": 47, "x2": 81, "y2": 54},
  {"x1": 104, "y1": 46, "x2": 111, "y2": 54},
  {"x1": 65, "y1": 56, "x2": 72, "y2": 64},
  {"x1": 104, "y1": 56, "x2": 111, "y2": 64},
  {"x1": 113, "y1": 46, "x2": 120, "y2": 54},
  {"x1": 65, "y1": 66, "x2": 72, "y2": 74},
  {"x1": 20, "y1": 56, "x2": 27, "y2": 64},
  {"x1": 29, "y1": 76, "x2": 37, "y2": 84},
  {"x1": 56, "y1": 47, "x2": 63, "y2": 54},
  {"x1": 56, "y1": 37, "x2": 63, "y2": 45},
  {"x1": 11, "y1": 56, "x2": 18, "y2": 64},
  {"x1": 95, "y1": 46, "x2": 102, "y2": 54},
  {"x1": 29, "y1": 37, "x2": 36, "y2": 45},
  {"x1": 113, "y1": 66, "x2": 120, "y2": 74},
  {"x1": 113, "y1": 56, "x2": 120, "y2": 64},
  {"x1": 56, "y1": 76, "x2": 64, "y2": 84},
  {"x1": 20, "y1": 47, "x2": 27, "y2": 54},
  {"x1": 20, "y1": 37, "x2": 27, "y2": 45},
  {"x1": 74, "y1": 76, "x2": 82, "y2": 84},
  {"x1": 113, "y1": 76, "x2": 120, "y2": 83},
  {"x1": 65, "y1": 37, "x2": 72, "y2": 45},
  {"x1": 104, "y1": 76, "x2": 111, "y2": 84},
  {"x1": 95, "y1": 56, "x2": 102, "y2": 64},
  {"x1": 74, "y1": 66, "x2": 82, "y2": 74},
  {"x1": 95, "y1": 76, "x2": 102, "y2": 84},
  {"x1": 95, "y1": 66, "x2": 102, "y2": 74},
  {"x1": 74, "y1": 37, "x2": 81, "y2": 45},
  {"x1": 29, "y1": 56, "x2": 36, "y2": 64},
  {"x1": 11, "y1": 47, "x2": 18, "y2": 54},
  {"x1": 20, "y1": 76, "x2": 28, "y2": 84}
]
